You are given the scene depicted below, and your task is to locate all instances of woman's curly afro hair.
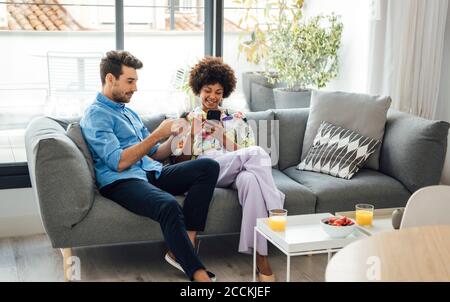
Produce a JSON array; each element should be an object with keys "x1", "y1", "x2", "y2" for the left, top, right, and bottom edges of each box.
[{"x1": 189, "y1": 56, "x2": 237, "y2": 98}]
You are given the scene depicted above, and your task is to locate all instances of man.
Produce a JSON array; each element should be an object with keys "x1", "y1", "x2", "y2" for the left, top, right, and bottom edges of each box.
[{"x1": 80, "y1": 50, "x2": 219, "y2": 282}]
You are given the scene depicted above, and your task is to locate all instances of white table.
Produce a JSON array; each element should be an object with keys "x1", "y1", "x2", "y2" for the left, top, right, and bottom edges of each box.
[{"x1": 253, "y1": 213, "x2": 367, "y2": 282}]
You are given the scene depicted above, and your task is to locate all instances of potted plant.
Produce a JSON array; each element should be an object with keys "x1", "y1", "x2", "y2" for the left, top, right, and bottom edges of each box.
[
  {"x1": 235, "y1": 0, "x2": 305, "y2": 111},
  {"x1": 266, "y1": 13, "x2": 343, "y2": 109}
]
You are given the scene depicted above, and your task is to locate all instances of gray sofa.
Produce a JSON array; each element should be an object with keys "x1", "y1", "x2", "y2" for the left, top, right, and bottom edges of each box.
[{"x1": 25, "y1": 108, "x2": 449, "y2": 252}]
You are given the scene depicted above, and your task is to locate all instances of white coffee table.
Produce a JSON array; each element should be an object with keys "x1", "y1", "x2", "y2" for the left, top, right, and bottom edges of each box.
[{"x1": 253, "y1": 213, "x2": 368, "y2": 282}]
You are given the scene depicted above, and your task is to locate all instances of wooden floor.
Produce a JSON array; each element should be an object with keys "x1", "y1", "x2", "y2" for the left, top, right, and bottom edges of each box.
[{"x1": 0, "y1": 234, "x2": 328, "y2": 282}]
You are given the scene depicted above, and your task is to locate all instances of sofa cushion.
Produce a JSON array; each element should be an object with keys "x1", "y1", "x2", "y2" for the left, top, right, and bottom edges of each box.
[
  {"x1": 25, "y1": 117, "x2": 95, "y2": 229},
  {"x1": 272, "y1": 169, "x2": 316, "y2": 215},
  {"x1": 141, "y1": 113, "x2": 167, "y2": 133},
  {"x1": 380, "y1": 110, "x2": 450, "y2": 193},
  {"x1": 274, "y1": 108, "x2": 310, "y2": 170},
  {"x1": 301, "y1": 90, "x2": 391, "y2": 170},
  {"x1": 298, "y1": 122, "x2": 380, "y2": 179},
  {"x1": 61, "y1": 188, "x2": 242, "y2": 247},
  {"x1": 283, "y1": 166, "x2": 411, "y2": 214},
  {"x1": 245, "y1": 110, "x2": 278, "y2": 168},
  {"x1": 67, "y1": 122, "x2": 95, "y2": 181},
  {"x1": 202, "y1": 188, "x2": 242, "y2": 235}
]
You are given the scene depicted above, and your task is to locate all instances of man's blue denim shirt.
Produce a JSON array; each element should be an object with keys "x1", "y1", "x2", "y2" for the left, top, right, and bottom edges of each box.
[{"x1": 80, "y1": 92, "x2": 161, "y2": 188}]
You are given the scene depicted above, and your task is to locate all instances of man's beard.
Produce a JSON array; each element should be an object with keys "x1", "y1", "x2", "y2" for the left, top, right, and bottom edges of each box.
[{"x1": 112, "y1": 90, "x2": 132, "y2": 103}]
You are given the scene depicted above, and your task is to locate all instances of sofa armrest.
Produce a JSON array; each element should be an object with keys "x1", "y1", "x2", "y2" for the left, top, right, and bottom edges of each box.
[
  {"x1": 380, "y1": 110, "x2": 450, "y2": 193},
  {"x1": 25, "y1": 117, "x2": 96, "y2": 242}
]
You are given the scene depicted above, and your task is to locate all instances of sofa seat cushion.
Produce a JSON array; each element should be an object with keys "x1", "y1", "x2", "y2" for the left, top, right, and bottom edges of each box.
[
  {"x1": 283, "y1": 166, "x2": 411, "y2": 214},
  {"x1": 272, "y1": 169, "x2": 316, "y2": 215},
  {"x1": 62, "y1": 187, "x2": 241, "y2": 248}
]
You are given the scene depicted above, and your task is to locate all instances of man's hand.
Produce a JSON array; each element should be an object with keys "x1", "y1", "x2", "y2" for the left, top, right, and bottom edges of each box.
[
  {"x1": 153, "y1": 119, "x2": 175, "y2": 141},
  {"x1": 173, "y1": 118, "x2": 190, "y2": 137},
  {"x1": 153, "y1": 118, "x2": 190, "y2": 140}
]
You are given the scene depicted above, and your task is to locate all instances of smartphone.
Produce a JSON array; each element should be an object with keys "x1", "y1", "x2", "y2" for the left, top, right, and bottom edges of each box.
[{"x1": 206, "y1": 110, "x2": 221, "y2": 121}]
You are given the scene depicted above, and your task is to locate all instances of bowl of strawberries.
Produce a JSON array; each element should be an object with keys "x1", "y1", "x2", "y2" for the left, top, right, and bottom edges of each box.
[{"x1": 320, "y1": 216, "x2": 356, "y2": 238}]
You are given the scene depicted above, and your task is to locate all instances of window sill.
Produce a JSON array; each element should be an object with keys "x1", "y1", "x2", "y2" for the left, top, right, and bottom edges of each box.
[{"x1": 0, "y1": 162, "x2": 31, "y2": 190}]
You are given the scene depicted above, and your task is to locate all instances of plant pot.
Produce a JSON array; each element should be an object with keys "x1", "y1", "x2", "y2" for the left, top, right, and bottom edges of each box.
[
  {"x1": 273, "y1": 88, "x2": 311, "y2": 109},
  {"x1": 242, "y1": 71, "x2": 286, "y2": 111}
]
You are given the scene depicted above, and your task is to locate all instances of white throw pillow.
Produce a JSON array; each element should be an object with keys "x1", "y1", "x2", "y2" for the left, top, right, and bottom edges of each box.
[
  {"x1": 302, "y1": 90, "x2": 391, "y2": 170},
  {"x1": 298, "y1": 122, "x2": 380, "y2": 180}
]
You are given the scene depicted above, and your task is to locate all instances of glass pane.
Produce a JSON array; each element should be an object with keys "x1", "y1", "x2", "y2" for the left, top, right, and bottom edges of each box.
[
  {"x1": 223, "y1": 0, "x2": 278, "y2": 112},
  {"x1": 0, "y1": 0, "x2": 115, "y2": 163},
  {"x1": 1, "y1": 0, "x2": 115, "y2": 31},
  {"x1": 123, "y1": 0, "x2": 205, "y2": 117}
]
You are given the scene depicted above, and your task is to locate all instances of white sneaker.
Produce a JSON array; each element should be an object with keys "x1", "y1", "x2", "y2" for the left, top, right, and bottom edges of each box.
[
  {"x1": 164, "y1": 253, "x2": 184, "y2": 273},
  {"x1": 164, "y1": 253, "x2": 217, "y2": 281}
]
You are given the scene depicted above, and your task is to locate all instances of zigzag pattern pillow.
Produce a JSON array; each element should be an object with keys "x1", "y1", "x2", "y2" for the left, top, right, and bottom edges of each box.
[{"x1": 297, "y1": 122, "x2": 380, "y2": 179}]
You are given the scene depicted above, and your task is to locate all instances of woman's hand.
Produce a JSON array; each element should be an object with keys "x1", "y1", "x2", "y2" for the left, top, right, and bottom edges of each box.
[
  {"x1": 203, "y1": 120, "x2": 237, "y2": 151},
  {"x1": 203, "y1": 119, "x2": 224, "y2": 139}
]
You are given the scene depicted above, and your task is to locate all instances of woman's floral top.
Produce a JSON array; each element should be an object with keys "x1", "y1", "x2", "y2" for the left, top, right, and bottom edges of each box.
[{"x1": 185, "y1": 106, "x2": 255, "y2": 156}]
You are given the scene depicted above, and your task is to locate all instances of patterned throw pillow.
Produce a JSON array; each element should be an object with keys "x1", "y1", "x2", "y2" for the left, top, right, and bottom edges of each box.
[{"x1": 297, "y1": 122, "x2": 381, "y2": 179}]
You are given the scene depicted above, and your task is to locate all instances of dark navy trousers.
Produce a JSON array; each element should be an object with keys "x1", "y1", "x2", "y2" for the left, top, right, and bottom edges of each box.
[{"x1": 100, "y1": 158, "x2": 220, "y2": 279}]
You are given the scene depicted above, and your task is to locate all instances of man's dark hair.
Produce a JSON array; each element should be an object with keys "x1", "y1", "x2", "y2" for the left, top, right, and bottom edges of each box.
[
  {"x1": 100, "y1": 50, "x2": 143, "y2": 86},
  {"x1": 189, "y1": 56, "x2": 236, "y2": 98}
]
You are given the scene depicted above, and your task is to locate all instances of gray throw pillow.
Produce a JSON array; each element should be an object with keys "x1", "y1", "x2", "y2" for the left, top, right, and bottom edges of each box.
[
  {"x1": 298, "y1": 122, "x2": 380, "y2": 179},
  {"x1": 67, "y1": 122, "x2": 95, "y2": 181},
  {"x1": 302, "y1": 90, "x2": 391, "y2": 170}
]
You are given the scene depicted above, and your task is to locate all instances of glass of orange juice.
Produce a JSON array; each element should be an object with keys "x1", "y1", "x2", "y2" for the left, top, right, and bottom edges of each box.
[
  {"x1": 268, "y1": 209, "x2": 288, "y2": 231},
  {"x1": 355, "y1": 204, "x2": 374, "y2": 226}
]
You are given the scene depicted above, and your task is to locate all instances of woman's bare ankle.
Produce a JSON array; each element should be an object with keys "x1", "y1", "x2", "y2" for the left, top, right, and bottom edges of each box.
[{"x1": 256, "y1": 254, "x2": 273, "y2": 276}]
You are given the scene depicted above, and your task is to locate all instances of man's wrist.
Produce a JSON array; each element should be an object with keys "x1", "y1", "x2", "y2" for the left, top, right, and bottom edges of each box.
[{"x1": 150, "y1": 129, "x2": 163, "y2": 142}]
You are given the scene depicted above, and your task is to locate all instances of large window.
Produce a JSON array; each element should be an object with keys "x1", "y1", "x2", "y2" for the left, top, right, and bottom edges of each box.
[{"x1": 0, "y1": 0, "x2": 211, "y2": 166}]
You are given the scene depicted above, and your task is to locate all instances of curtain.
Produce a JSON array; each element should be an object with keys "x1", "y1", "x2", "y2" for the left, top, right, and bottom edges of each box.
[{"x1": 367, "y1": 0, "x2": 449, "y2": 119}]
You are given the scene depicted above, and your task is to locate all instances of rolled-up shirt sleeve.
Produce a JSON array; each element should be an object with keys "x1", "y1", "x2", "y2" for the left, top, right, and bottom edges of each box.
[{"x1": 82, "y1": 115, "x2": 123, "y2": 172}]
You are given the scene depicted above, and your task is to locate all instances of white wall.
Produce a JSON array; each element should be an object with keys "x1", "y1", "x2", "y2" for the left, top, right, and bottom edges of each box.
[
  {"x1": 437, "y1": 4, "x2": 450, "y2": 184},
  {"x1": 303, "y1": 0, "x2": 371, "y2": 93},
  {"x1": 0, "y1": 188, "x2": 44, "y2": 238}
]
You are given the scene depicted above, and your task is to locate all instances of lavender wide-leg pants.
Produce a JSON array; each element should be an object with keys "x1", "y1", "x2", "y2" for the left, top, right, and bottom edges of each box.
[{"x1": 199, "y1": 146, "x2": 285, "y2": 255}]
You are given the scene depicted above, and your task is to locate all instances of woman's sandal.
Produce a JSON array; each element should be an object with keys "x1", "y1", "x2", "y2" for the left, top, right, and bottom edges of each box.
[{"x1": 257, "y1": 268, "x2": 276, "y2": 282}]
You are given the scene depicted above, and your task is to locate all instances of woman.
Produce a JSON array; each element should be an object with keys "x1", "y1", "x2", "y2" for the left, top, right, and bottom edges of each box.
[{"x1": 177, "y1": 57, "x2": 285, "y2": 281}]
